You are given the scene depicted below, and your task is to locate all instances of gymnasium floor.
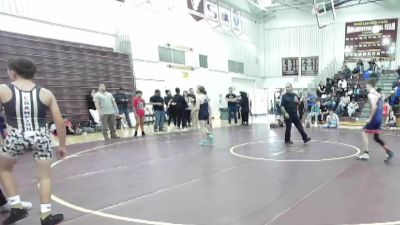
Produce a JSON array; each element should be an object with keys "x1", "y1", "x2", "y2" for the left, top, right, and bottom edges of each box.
[{"x1": 2, "y1": 124, "x2": 400, "y2": 225}]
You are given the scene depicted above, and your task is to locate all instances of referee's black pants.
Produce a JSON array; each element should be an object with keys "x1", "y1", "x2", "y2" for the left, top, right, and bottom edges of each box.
[{"x1": 285, "y1": 113, "x2": 308, "y2": 142}]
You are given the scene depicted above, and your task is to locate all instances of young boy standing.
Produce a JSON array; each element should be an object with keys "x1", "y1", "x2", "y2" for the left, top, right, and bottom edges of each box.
[{"x1": 133, "y1": 90, "x2": 146, "y2": 137}]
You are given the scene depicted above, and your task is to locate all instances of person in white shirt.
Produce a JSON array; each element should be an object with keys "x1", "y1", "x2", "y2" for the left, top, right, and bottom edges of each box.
[
  {"x1": 347, "y1": 99, "x2": 359, "y2": 118},
  {"x1": 321, "y1": 110, "x2": 340, "y2": 128},
  {"x1": 336, "y1": 93, "x2": 350, "y2": 116}
]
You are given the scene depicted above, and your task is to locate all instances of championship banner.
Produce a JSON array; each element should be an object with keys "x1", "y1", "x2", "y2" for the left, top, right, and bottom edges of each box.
[
  {"x1": 205, "y1": 0, "x2": 219, "y2": 27},
  {"x1": 219, "y1": 4, "x2": 232, "y2": 31},
  {"x1": 231, "y1": 8, "x2": 243, "y2": 35},
  {"x1": 187, "y1": 0, "x2": 205, "y2": 21},
  {"x1": 282, "y1": 57, "x2": 299, "y2": 76},
  {"x1": 344, "y1": 18, "x2": 398, "y2": 61},
  {"x1": 301, "y1": 56, "x2": 319, "y2": 76}
]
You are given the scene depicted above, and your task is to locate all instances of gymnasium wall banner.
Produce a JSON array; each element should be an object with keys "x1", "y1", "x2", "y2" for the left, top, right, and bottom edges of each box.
[
  {"x1": 219, "y1": 4, "x2": 232, "y2": 31},
  {"x1": 344, "y1": 18, "x2": 398, "y2": 61},
  {"x1": 282, "y1": 57, "x2": 299, "y2": 76},
  {"x1": 187, "y1": 0, "x2": 205, "y2": 21},
  {"x1": 188, "y1": 0, "x2": 243, "y2": 35},
  {"x1": 205, "y1": 0, "x2": 219, "y2": 27},
  {"x1": 231, "y1": 8, "x2": 243, "y2": 35},
  {"x1": 301, "y1": 56, "x2": 319, "y2": 76}
]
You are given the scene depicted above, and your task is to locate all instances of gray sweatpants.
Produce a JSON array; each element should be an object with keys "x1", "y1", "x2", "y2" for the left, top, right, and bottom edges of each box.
[{"x1": 101, "y1": 114, "x2": 116, "y2": 138}]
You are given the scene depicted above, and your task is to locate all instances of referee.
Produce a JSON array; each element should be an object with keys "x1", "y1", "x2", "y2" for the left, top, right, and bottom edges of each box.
[{"x1": 280, "y1": 83, "x2": 311, "y2": 144}]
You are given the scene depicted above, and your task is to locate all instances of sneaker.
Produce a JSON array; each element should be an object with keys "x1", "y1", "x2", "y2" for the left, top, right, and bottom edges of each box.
[
  {"x1": 384, "y1": 150, "x2": 394, "y2": 163},
  {"x1": 41, "y1": 214, "x2": 64, "y2": 225},
  {"x1": 357, "y1": 152, "x2": 370, "y2": 161},
  {"x1": 304, "y1": 137, "x2": 312, "y2": 144},
  {"x1": 207, "y1": 134, "x2": 214, "y2": 145},
  {"x1": 199, "y1": 140, "x2": 208, "y2": 146},
  {"x1": 0, "y1": 201, "x2": 32, "y2": 213},
  {"x1": 3, "y1": 208, "x2": 28, "y2": 225},
  {"x1": 133, "y1": 131, "x2": 138, "y2": 137}
]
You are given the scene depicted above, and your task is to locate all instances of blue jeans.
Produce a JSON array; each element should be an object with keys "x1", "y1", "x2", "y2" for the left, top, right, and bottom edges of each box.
[
  {"x1": 117, "y1": 107, "x2": 132, "y2": 128},
  {"x1": 154, "y1": 110, "x2": 165, "y2": 130},
  {"x1": 228, "y1": 106, "x2": 237, "y2": 124}
]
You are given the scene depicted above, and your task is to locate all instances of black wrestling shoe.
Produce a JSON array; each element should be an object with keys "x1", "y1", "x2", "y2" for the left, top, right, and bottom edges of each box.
[
  {"x1": 41, "y1": 214, "x2": 64, "y2": 225},
  {"x1": 285, "y1": 141, "x2": 294, "y2": 145},
  {"x1": 304, "y1": 137, "x2": 312, "y2": 144},
  {"x1": 384, "y1": 150, "x2": 394, "y2": 164},
  {"x1": 3, "y1": 208, "x2": 28, "y2": 225}
]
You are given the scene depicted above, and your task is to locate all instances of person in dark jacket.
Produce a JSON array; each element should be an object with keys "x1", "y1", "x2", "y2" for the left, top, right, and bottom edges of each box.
[
  {"x1": 86, "y1": 89, "x2": 96, "y2": 124},
  {"x1": 114, "y1": 88, "x2": 133, "y2": 128},
  {"x1": 239, "y1": 92, "x2": 250, "y2": 125},
  {"x1": 164, "y1": 90, "x2": 175, "y2": 127},
  {"x1": 172, "y1": 88, "x2": 187, "y2": 129}
]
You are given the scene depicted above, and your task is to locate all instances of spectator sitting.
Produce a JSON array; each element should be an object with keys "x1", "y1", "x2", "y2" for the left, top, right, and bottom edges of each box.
[
  {"x1": 336, "y1": 93, "x2": 350, "y2": 116},
  {"x1": 319, "y1": 101, "x2": 329, "y2": 122},
  {"x1": 386, "y1": 110, "x2": 397, "y2": 129},
  {"x1": 316, "y1": 81, "x2": 326, "y2": 98},
  {"x1": 356, "y1": 59, "x2": 364, "y2": 74},
  {"x1": 347, "y1": 99, "x2": 359, "y2": 118},
  {"x1": 325, "y1": 96, "x2": 336, "y2": 111},
  {"x1": 353, "y1": 83, "x2": 361, "y2": 101},
  {"x1": 389, "y1": 90, "x2": 399, "y2": 107},
  {"x1": 343, "y1": 64, "x2": 352, "y2": 79},
  {"x1": 306, "y1": 92, "x2": 316, "y2": 112},
  {"x1": 325, "y1": 78, "x2": 334, "y2": 95},
  {"x1": 338, "y1": 77, "x2": 347, "y2": 94},
  {"x1": 321, "y1": 110, "x2": 340, "y2": 128},
  {"x1": 383, "y1": 98, "x2": 391, "y2": 123},
  {"x1": 306, "y1": 101, "x2": 321, "y2": 127},
  {"x1": 397, "y1": 65, "x2": 400, "y2": 78}
]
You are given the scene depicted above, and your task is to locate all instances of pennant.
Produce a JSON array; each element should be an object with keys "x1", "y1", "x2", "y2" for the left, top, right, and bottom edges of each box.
[
  {"x1": 205, "y1": 0, "x2": 219, "y2": 27},
  {"x1": 187, "y1": 0, "x2": 205, "y2": 21},
  {"x1": 231, "y1": 8, "x2": 243, "y2": 35},
  {"x1": 219, "y1": 5, "x2": 231, "y2": 31}
]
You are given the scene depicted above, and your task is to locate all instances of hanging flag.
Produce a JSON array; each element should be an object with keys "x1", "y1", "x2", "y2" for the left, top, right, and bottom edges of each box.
[
  {"x1": 219, "y1": 4, "x2": 232, "y2": 31},
  {"x1": 231, "y1": 8, "x2": 243, "y2": 35},
  {"x1": 187, "y1": 0, "x2": 205, "y2": 21},
  {"x1": 205, "y1": 0, "x2": 219, "y2": 27}
]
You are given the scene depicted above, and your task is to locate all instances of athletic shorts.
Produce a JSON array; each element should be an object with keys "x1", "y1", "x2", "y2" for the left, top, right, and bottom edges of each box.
[
  {"x1": 1, "y1": 128, "x2": 52, "y2": 160},
  {"x1": 363, "y1": 121, "x2": 383, "y2": 134}
]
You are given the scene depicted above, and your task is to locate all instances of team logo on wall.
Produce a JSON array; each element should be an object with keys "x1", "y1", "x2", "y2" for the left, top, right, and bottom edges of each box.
[
  {"x1": 231, "y1": 8, "x2": 242, "y2": 35},
  {"x1": 187, "y1": 0, "x2": 205, "y2": 21},
  {"x1": 205, "y1": 0, "x2": 219, "y2": 27},
  {"x1": 219, "y1": 4, "x2": 231, "y2": 31}
]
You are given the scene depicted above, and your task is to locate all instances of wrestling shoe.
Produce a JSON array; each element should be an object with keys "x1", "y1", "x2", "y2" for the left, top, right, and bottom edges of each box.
[
  {"x1": 384, "y1": 150, "x2": 394, "y2": 164},
  {"x1": 3, "y1": 208, "x2": 28, "y2": 225},
  {"x1": 0, "y1": 201, "x2": 33, "y2": 213},
  {"x1": 41, "y1": 213, "x2": 64, "y2": 225},
  {"x1": 357, "y1": 152, "x2": 370, "y2": 161},
  {"x1": 207, "y1": 134, "x2": 214, "y2": 145}
]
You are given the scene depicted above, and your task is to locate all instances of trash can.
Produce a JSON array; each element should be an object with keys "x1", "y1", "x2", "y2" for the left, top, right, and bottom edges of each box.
[{"x1": 219, "y1": 108, "x2": 229, "y2": 120}]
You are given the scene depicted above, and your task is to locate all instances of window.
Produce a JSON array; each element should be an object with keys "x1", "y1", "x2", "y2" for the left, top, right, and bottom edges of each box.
[
  {"x1": 158, "y1": 46, "x2": 186, "y2": 65},
  {"x1": 228, "y1": 60, "x2": 244, "y2": 74},
  {"x1": 199, "y1": 54, "x2": 208, "y2": 68}
]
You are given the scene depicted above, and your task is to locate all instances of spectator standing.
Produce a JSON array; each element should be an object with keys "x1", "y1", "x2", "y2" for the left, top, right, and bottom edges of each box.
[
  {"x1": 226, "y1": 87, "x2": 238, "y2": 125},
  {"x1": 383, "y1": 98, "x2": 391, "y2": 124},
  {"x1": 94, "y1": 84, "x2": 119, "y2": 140},
  {"x1": 164, "y1": 90, "x2": 175, "y2": 127},
  {"x1": 188, "y1": 88, "x2": 198, "y2": 129},
  {"x1": 114, "y1": 88, "x2": 133, "y2": 129},
  {"x1": 86, "y1": 89, "x2": 96, "y2": 124},
  {"x1": 172, "y1": 88, "x2": 187, "y2": 129},
  {"x1": 183, "y1": 90, "x2": 191, "y2": 128},
  {"x1": 343, "y1": 64, "x2": 352, "y2": 79},
  {"x1": 239, "y1": 92, "x2": 250, "y2": 125},
  {"x1": 149, "y1": 89, "x2": 165, "y2": 132}
]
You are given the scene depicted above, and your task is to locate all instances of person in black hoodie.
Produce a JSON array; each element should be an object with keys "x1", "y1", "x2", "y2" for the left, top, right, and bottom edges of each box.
[
  {"x1": 164, "y1": 90, "x2": 175, "y2": 127},
  {"x1": 172, "y1": 88, "x2": 187, "y2": 129},
  {"x1": 239, "y1": 92, "x2": 250, "y2": 125},
  {"x1": 114, "y1": 88, "x2": 133, "y2": 128},
  {"x1": 86, "y1": 90, "x2": 97, "y2": 124}
]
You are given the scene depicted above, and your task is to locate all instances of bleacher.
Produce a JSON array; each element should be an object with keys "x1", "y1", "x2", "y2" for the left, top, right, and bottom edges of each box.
[{"x1": 0, "y1": 30, "x2": 135, "y2": 123}]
